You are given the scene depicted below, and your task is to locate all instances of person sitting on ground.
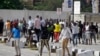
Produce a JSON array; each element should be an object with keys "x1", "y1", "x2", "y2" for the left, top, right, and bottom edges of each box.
[{"x1": 31, "y1": 30, "x2": 37, "y2": 47}]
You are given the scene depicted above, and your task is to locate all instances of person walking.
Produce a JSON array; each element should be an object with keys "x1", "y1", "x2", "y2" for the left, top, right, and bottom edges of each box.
[
  {"x1": 59, "y1": 23, "x2": 72, "y2": 56},
  {"x1": 8, "y1": 21, "x2": 21, "y2": 56},
  {"x1": 40, "y1": 23, "x2": 50, "y2": 56}
]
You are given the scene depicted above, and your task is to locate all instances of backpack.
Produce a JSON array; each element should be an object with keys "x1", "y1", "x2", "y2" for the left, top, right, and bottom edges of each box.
[{"x1": 47, "y1": 25, "x2": 54, "y2": 32}]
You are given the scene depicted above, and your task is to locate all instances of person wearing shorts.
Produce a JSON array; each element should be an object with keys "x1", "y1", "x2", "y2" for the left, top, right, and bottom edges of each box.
[
  {"x1": 59, "y1": 23, "x2": 72, "y2": 56},
  {"x1": 9, "y1": 23, "x2": 21, "y2": 56},
  {"x1": 40, "y1": 24, "x2": 50, "y2": 56}
]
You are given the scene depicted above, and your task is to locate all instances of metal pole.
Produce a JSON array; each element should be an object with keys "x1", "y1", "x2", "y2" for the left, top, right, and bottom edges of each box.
[{"x1": 72, "y1": 0, "x2": 74, "y2": 22}]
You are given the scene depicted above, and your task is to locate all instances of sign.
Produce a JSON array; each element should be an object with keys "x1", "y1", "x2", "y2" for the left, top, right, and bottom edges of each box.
[
  {"x1": 57, "y1": 8, "x2": 62, "y2": 15},
  {"x1": 74, "y1": 1, "x2": 80, "y2": 14},
  {"x1": 68, "y1": 0, "x2": 72, "y2": 8}
]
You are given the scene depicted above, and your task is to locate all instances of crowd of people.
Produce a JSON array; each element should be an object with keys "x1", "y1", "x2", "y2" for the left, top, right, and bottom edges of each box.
[{"x1": 0, "y1": 15, "x2": 99, "y2": 56}]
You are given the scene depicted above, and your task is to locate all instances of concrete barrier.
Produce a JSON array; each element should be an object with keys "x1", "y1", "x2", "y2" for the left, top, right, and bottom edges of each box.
[
  {"x1": 77, "y1": 50, "x2": 94, "y2": 56},
  {"x1": 56, "y1": 46, "x2": 72, "y2": 56},
  {"x1": 6, "y1": 38, "x2": 26, "y2": 48},
  {"x1": 0, "y1": 37, "x2": 9, "y2": 42},
  {"x1": 94, "y1": 51, "x2": 100, "y2": 56}
]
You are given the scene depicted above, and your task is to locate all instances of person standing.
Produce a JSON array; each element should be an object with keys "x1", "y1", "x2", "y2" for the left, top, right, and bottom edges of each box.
[
  {"x1": 54, "y1": 21, "x2": 61, "y2": 42},
  {"x1": 27, "y1": 16, "x2": 33, "y2": 47},
  {"x1": 5, "y1": 20, "x2": 11, "y2": 37},
  {"x1": 71, "y1": 23, "x2": 79, "y2": 46},
  {"x1": 89, "y1": 22, "x2": 96, "y2": 44},
  {"x1": 85, "y1": 22, "x2": 91, "y2": 45},
  {"x1": 95, "y1": 23, "x2": 99, "y2": 39},
  {"x1": 47, "y1": 21, "x2": 54, "y2": 42},
  {"x1": 59, "y1": 23, "x2": 72, "y2": 56},
  {"x1": 22, "y1": 18, "x2": 27, "y2": 36},
  {"x1": 18, "y1": 20, "x2": 23, "y2": 37},
  {"x1": 78, "y1": 21, "x2": 83, "y2": 44},
  {"x1": 40, "y1": 16, "x2": 46, "y2": 28},
  {"x1": 34, "y1": 15, "x2": 41, "y2": 42},
  {"x1": 9, "y1": 22, "x2": 21, "y2": 56},
  {"x1": 0, "y1": 19, "x2": 4, "y2": 36}
]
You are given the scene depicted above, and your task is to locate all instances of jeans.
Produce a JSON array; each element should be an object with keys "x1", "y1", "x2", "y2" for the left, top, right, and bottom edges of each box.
[
  {"x1": 48, "y1": 32, "x2": 53, "y2": 42},
  {"x1": 34, "y1": 28, "x2": 41, "y2": 42},
  {"x1": 73, "y1": 34, "x2": 78, "y2": 46},
  {"x1": 90, "y1": 32, "x2": 96, "y2": 44},
  {"x1": 82, "y1": 32, "x2": 86, "y2": 44}
]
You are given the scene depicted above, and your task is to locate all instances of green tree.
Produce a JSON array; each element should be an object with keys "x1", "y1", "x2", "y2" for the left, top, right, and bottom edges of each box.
[
  {"x1": 33, "y1": 0, "x2": 63, "y2": 11},
  {"x1": 0, "y1": 0, "x2": 24, "y2": 9}
]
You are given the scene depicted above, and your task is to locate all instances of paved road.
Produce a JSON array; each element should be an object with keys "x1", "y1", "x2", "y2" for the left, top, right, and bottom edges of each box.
[
  {"x1": 75, "y1": 40, "x2": 100, "y2": 51},
  {"x1": 0, "y1": 39, "x2": 100, "y2": 56},
  {"x1": 0, "y1": 43, "x2": 56, "y2": 56}
]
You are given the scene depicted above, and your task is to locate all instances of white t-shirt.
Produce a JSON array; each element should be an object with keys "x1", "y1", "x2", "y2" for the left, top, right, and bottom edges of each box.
[
  {"x1": 59, "y1": 21, "x2": 66, "y2": 28},
  {"x1": 32, "y1": 34, "x2": 37, "y2": 41},
  {"x1": 85, "y1": 25, "x2": 89, "y2": 31},
  {"x1": 59, "y1": 21, "x2": 65, "y2": 25},
  {"x1": 72, "y1": 25, "x2": 79, "y2": 34},
  {"x1": 28, "y1": 20, "x2": 33, "y2": 29},
  {"x1": 59, "y1": 27, "x2": 72, "y2": 42}
]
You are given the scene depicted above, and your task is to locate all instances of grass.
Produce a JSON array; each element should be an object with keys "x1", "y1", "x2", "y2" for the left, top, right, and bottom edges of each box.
[
  {"x1": 30, "y1": 47, "x2": 38, "y2": 50},
  {"x1": 25, "y1": 43, "x2": 38, "y2": 50},
  {"x1": 0, "y1": 40, "x2": 5, "y2": 43}
]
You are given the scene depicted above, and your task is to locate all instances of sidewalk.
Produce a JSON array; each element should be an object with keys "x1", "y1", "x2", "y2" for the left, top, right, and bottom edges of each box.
[
  {"x1": 0, "y1": 44, "x2": 56, "y2": 56},
  {"x1": 1, "y1": 39, "x2": 100, "y2": 56}
]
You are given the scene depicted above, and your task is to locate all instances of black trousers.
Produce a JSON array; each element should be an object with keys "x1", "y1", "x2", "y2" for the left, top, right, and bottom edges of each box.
[
  {"x1": 34, "y1": 28, "x2": 41, "y2": 42},
  {"x1": 48, "y1": 32, "x2": 53, "y2": 42}
]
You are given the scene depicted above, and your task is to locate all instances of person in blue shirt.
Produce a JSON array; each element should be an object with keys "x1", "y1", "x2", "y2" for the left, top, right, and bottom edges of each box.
[{"x1": 9, "y1": 22, "x2": 21, "y2": 56}]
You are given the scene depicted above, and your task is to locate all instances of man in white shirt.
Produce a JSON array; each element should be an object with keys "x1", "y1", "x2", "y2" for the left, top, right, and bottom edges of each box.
[
  {"x1": 71, "y1": 23, "x2": 79, "y2": 46},
  {"x1": 27, "y1": 16, "x2": 33, "y2": 47}
]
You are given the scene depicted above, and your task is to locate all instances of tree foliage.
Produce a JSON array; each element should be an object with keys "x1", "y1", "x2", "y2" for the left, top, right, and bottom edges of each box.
[
  {"x1": 0, "y1": 0, "x2": 24, "y2": 9},
  {"x1": 81, "y1": 0, "x2": 92, "y2": 12},
  {"x1": 0, "y1": 0, "x2": 92, "y2": 12},
  {"x1": 33, "y1": 0, "x2": 63, "y2": 11}
]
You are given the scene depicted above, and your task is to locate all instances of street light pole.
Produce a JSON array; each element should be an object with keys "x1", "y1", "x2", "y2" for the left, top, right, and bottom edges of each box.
[{"x1": 72, "y1": 0, "x2": 74, "y2": 22}]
